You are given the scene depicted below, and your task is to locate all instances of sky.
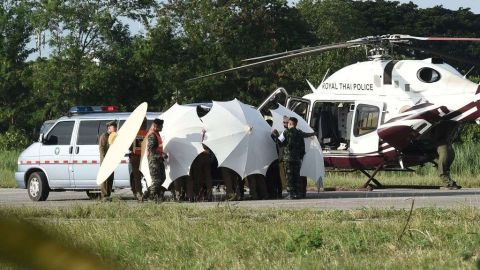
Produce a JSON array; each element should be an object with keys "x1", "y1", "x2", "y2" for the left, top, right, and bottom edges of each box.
[
  {"x1": 28, "y1": 0, "x2": 480, "y2": 60},
  {"x1": 393, "y1": 0, "x2": 480, "y2": 13}
]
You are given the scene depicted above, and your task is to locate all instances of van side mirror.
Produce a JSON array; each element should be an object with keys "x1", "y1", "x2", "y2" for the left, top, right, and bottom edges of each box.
[{"x1": 39, "y1": 133, "x2": 45, "y2": 143}]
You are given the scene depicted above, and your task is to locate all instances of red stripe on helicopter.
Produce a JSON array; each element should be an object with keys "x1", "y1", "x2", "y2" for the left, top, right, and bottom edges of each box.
[{"x1": 445, "y1": 102, "x2": 478, "y2": 121}]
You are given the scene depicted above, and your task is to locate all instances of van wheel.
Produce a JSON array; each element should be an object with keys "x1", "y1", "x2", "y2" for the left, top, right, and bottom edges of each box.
[
  {"x1": 86, "y1": 190, "x2": 101, "y2": 200},
  {"x1": 27, "y1": 172, "x2": 49, "y2": 201}
]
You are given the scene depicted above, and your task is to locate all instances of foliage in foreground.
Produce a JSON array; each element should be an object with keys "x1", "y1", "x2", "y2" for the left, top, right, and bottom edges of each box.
[{"x1": 0, "y1": 204, "x2": 480, "y2": 269}]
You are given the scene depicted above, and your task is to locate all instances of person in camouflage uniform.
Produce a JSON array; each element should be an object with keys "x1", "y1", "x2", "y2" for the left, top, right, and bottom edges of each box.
[
  {"x1": 272, "y1": 117, "x2": 315, "y2": 199},
  {"x1": 431, "y1": 120, "x2": 462, "y2": 189},
  {"x1": 142, "y1": 119, "x2": 167, "y2": 201}
]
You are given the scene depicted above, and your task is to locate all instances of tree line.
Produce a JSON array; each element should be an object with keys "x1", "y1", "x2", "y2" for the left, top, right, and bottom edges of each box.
[{"x1": 1, "y1": 0, "x2": 480, "y2": 144}]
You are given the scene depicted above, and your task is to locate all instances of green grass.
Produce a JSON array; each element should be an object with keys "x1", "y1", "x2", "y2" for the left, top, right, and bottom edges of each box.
[
  {"x1": 2, "y1": 143, "x2": 480, "y2": 189},
  {"x1": 0, "y1": 150, "x2": 19, "y2": 188},
  {"x1": 1, "y1": 204, "x2": 480, "y2": 269},
  {"x1": 318, "y1": 143, "x2": 480, "y2": 189}
]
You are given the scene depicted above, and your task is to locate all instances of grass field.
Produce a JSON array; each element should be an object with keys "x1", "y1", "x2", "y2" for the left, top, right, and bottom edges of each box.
[
  {"x1": 0, "y1": 150, "x2": 19, "y2": 188},
  {"x1": 2, "y1": 143, "x2": 480, "y2": 188},
  {"x1": 0, "y1": 204, "x2": 479, "y2": 269}
]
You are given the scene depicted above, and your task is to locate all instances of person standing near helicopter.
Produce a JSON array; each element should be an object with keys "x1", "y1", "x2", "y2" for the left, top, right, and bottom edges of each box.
[
  {"x1": 272, "y1": 117, "x2": 315, "y2": 199},
  {"x1": 431, "y1": 120, "x2": 462, "y2": 189}
]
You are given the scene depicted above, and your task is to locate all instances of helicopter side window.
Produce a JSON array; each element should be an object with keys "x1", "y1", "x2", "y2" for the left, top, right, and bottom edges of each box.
[
  {"x1": 417, "y1": 67, "x2": 441, "y2": 83},
  {"x1": 289, "y1": 100, "x2": 308, "y2": 120},
  {"x1": 354, "y1": 105, "x2": 379, "y2": 136}
]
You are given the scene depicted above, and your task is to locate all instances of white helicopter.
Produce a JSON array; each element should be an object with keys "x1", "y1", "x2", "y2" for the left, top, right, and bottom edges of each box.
[{"x1": 190, "y1": 34, "x2": 480, "y2": 188}]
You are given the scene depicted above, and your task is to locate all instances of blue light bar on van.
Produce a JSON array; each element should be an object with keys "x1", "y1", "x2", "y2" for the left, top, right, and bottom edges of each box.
[
  {"x1": 69, "y1": 106, "x2": 95, "y2": 114},
  {"x1": 68, "y1": 105, "x2": 118, "y2": 114}
]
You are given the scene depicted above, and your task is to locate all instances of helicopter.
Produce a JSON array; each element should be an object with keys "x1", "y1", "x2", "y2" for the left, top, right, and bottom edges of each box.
[{"x1": 190, "y1": 34, "x2": 480, "y2": 188}]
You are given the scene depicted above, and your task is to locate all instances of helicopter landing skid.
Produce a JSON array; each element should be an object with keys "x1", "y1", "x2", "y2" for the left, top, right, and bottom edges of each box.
[
  {"x1": 360, "y1": 164, "x2": 384, "y2": 190},
  {"x1": 360, "y1": 165, "x2": 442, "y2": 190}
]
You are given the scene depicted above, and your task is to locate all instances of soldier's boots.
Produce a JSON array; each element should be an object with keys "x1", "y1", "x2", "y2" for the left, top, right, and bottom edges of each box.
[
  {"x1": 141, "y1": 190, "x2": 150, "y2": 202},
  {"x1": 440, "y1": 175, "x2": 462, "y2": 190},
  {"x1": 285, "y1": 193, "x2": 299, "y2": 200}
]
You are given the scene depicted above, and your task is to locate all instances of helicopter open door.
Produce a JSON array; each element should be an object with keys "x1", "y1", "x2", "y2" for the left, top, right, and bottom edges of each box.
[
  {"x1": 286, "y1": 97, "x2": 311, "y2": 121},
  {"x1": 349, "y1": 101, "x2": 384, "y2": 154},
  {"x1": 257, "y1": 87, "x2": 289, "y2": 115}
]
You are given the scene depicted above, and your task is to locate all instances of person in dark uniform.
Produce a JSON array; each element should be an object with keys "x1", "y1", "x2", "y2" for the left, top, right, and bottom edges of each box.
[
  {"x1": 142, "y1": 119, "x2": 168, "y2": 201},
  {"x1": 272, "y1": 117, "x2": 314, "y2": 199},
  {"x1": 129, "y1": 118, "x2": 147, "y2": 201},
  {"x1": 265, "y1": 161, "x2": 282, "y2": 199},
  {"x1": 247, "y1": 174, "x2": 268, "y2": 200},
  {"x1": 431, "y1": 120, "x2": 462, "y2": 189},
  {"x1": 190, "y1": 145, "x2": 213, "y2": 201},
  {"x1": 221, "y1": 167, "x2": 243, "y2": 201},
  {"x1": 98, "y1": 121, "x2": 117, "y2": 201},
  {"x1": 265, "y1": 118, "x2": 282, "y2": 199}
]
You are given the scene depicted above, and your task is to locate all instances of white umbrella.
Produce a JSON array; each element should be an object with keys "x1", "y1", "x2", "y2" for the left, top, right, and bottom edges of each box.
[
  {"x1": 202, "y1": 99, "x2": 277, "y2": 178},
  {"x1": 97, "y1": 102, "x2": 148, "y2": 185},
  {"x1": 270, "y1": 104, "x2": 325, "y2": 187},
  {"x1": 160, "y1": 103, "x2": 205, "y2": 189}
]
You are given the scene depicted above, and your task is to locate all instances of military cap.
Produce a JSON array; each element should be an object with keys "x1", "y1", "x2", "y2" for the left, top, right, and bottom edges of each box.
[
  {"x1": 153, "y1": 118, "x2": 164, "y2": 125},
  {"x1": 106, "y1": 120, "x2": 117, "y2": 127}
]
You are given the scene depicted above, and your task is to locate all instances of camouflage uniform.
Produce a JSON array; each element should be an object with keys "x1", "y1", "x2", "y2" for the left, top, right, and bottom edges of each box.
[
  {"x1": 278, "y1": 128, "x2": 307, "y2": 198},
  {"x1": 99, "y1": 132, "x2": 114, "y2": 198},
  {"x1": 145, "y1": 132, "x2": 166, "y2": 200},
  {"x1": 432, "y1": 121, "x2": 461, "y2": 188}
]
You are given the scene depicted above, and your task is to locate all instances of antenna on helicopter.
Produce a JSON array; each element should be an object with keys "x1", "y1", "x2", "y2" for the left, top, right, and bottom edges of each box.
[
  {"x1": 464, "y1": 66, "x2": 476, "y2": 78},
  {"x1": 321, "y1": 68, "x2": 330, "y2": 85}
]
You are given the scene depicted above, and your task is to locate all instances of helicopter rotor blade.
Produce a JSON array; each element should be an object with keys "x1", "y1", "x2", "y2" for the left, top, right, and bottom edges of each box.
[
  {"x1": 388, "y1": 34, "x2": 480, "y2": 42},
  {"x1": 188, "y1": 42, "x2": 363, "y2": 82},
  {"x1": 398, "y1": 44, "x2": 480, "y2": 66},
  {"x1": 242, "y1": 44, "x2": 334, "y2": 62}
]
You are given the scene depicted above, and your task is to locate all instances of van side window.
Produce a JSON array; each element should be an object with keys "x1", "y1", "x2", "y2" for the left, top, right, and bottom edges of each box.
[
  {"x1": 77, "y1": 121, "x2": 102, "y2": 145},
  {"x1": 45, "y1": 121, "x2": 75, "y2": 145},
  {"x1": 354, "y1": 105, "x2": 379, "y2": 136}
]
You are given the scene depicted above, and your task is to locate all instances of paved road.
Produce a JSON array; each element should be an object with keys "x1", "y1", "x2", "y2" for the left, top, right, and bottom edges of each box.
[{"x1": 1, "y1": 188, "x2": 479, "y2": 210}]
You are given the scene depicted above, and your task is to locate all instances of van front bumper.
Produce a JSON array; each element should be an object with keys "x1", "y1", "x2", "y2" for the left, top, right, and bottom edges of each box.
[{"x1": 15, "y1": 172, "x2": 26, "y2": 188}]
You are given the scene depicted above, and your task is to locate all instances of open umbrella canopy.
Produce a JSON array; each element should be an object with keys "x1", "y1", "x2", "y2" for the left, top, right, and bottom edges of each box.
[
  {"x1": 202, "y1": 99, "x2": 277, "y2": 178},
  {"x1": 159, "y1": 103, "x2": 205, "y2": 188},
  {"x1": 270, "y1": 104, "x2": 325, "y2": 187}
]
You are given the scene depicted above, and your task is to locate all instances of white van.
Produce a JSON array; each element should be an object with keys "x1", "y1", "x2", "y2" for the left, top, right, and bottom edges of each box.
[{"x1": 16, "y1": 106, "x2": 161, "y2": 201}]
